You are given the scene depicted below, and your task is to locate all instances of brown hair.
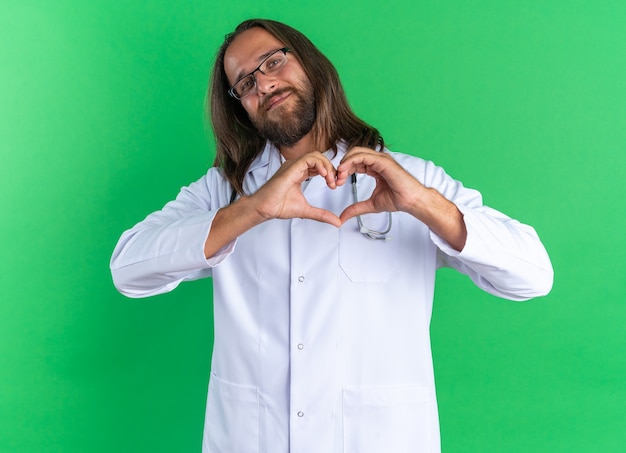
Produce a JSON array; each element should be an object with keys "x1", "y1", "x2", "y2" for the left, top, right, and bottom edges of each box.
[{"x1": 208, "y1": 19, "x2": 383, "y2": 195}]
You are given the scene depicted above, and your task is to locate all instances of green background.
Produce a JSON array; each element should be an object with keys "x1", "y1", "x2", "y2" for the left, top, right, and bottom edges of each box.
[{"x1": 1, "y1": 1, "x2": 624, "y2": 451}]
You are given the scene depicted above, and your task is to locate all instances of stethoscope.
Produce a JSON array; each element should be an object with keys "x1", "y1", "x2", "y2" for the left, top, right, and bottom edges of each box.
[{"x1": 351, "y1": 174, "x2": 392, "y2": 241}]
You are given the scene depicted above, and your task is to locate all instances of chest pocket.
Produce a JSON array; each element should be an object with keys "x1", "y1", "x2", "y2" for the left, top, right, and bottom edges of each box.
[{"x1": 338, "y1": 212, "x2": 401, "y2": 283}]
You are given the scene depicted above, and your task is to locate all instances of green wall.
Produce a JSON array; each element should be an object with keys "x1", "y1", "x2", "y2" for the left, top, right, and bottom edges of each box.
[{"x1": 1, "y1": 1, "x2": 624, "y2": 451}]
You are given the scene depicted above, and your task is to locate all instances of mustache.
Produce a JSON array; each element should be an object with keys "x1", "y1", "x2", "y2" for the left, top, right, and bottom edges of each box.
[{"x1": 260, "y1": 87, "x2": 296, "y2": 111}]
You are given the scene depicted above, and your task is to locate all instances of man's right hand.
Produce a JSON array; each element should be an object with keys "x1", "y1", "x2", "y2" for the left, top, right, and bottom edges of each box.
[
  {"x1": 204, "y1": 151, "x2": 340, "y2": 259},
  {"x1": 250, "y1": 151, "x2": 341, "y2": 226}
]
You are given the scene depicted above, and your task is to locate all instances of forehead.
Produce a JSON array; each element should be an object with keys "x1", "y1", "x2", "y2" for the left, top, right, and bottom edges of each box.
[{"x1": 223, "y1": 27, "x2": 285, "y2": 84}]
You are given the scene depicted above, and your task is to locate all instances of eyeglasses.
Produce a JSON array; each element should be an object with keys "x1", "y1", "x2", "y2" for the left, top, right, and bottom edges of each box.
[
  {"x1": 228, "y1": 47, "x2": 290, "y2": 100},
  {"x1": 351, "y1": 174, "x2": 393, "y2": 240}
]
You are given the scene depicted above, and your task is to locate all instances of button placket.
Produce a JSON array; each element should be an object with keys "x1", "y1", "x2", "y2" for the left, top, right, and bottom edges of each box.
[{"x1": 288, "y1": 213, "x2": 341, "y2": 452}]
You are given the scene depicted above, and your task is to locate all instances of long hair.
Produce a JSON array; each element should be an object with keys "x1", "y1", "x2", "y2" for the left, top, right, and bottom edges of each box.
[{"x1": 208, "y1": 19, "x2": 383, "y2": 195}]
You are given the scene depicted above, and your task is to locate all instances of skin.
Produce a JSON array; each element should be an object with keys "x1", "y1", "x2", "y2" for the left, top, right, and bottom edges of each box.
[{"x1": 204, "y1": 27, "x2": 467, "y2": 258}]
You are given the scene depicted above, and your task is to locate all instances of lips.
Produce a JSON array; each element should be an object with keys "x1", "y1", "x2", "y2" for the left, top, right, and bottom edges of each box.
[{"x1": 264, "y1": 90, "x2": 293, "y2": 111}]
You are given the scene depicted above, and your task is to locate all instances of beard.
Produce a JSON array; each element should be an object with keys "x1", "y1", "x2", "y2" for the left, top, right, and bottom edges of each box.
[{"x1": 249, "y1": 83, "x2": 316, "y2": 147}]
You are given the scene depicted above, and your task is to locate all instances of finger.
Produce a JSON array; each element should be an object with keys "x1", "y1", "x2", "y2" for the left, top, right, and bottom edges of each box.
[
  {"x1": 339, "y1": 153, "x2": 383, "y2": 174},
  {"x1": 336, "y1": 161, "x2": 378, "y2": 186},
  {"x1": 340, "y1": 145, "x2": 376, "y2": 162},
  {"x1": 335, "y1": 159, "x2": 360, "y2": 186},
  {"x1": 283, "y1": 153, "x2": 330, "y2": 185},
  {"x1": 339, "y1": 200, "x2": 376, "y2": 224},
  {"x1": 303, "y1": 154, "x2": 337, "y2": 189},
  {"x1": 337, "y1": 151, "x2": 382, "y2": 184},
  {"x1": 339, "y1": 146, "x2": 382, "y2": 167},
  {"x1": 302, "y1": 206, "x2": 342, "y2": 227}
]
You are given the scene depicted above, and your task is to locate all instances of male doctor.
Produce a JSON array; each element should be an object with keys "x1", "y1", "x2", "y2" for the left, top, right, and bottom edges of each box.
[{"x1": 111, "y1": 18, "x2": 553, "y2": 453}]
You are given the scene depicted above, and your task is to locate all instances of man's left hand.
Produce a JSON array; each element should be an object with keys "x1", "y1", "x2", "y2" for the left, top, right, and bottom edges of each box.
[{"x1": 336, "y1": 146, "x2": 467, "y2": 251}]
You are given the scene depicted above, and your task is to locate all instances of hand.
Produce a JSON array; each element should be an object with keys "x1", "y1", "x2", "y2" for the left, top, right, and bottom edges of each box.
[
  {"x1": 336, "y1": 146, "x2": 467, "y2": 251},
  {"x1": 336, "y1": 147, "x2": 427, "y2": 223},
  {"x1": 250, "y1": 151, "x2": 342, "y2": 227},
  {"x1": 204, "y1": 151, "x2": 341, "y2": 259}
]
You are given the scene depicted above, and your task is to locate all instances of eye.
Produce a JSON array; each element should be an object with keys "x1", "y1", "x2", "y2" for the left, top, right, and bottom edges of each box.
[
  {"x1": 266, "y1": 57, "x2": 283, "y2": 71},
  {"x1": 239, "y1": 77, "x2": 255, "y2": 93}
]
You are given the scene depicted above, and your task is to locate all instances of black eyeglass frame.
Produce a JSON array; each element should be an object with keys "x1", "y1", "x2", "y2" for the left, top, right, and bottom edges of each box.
[{"x1": 227, "y1": 47, "x2": 291, "y2": 100}]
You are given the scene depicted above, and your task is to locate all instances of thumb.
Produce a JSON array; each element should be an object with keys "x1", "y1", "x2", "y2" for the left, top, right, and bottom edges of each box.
[
  {"x1": 339, "y1": 200, "x2": 373, "y2": 224},
  {"x1": 303, "y1": 206, "x2": 342, "y2": 228}
]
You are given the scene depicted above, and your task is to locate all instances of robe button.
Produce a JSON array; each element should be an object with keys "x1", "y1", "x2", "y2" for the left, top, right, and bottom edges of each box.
[
  {"x1": 298, "y1": 276, "x2": 305, "y2": 282},
  {"x1": 297, "y1": 411, "x2": 304, "y2": 417},
  {"x1": 297, "y1": 343, "x2": 304, "y2": 350}
]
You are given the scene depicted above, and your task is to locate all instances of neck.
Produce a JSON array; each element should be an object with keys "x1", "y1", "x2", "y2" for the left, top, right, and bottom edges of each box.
[{"x1": 278, "y1": 130, "x2": 326, "y2": 161}]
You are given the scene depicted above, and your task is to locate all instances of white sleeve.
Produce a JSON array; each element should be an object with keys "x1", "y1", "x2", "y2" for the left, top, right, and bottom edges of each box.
[
  {"x1": 110, "y1": 171, "x2": 236, "y2": 298},
  {"x1": 432, "y1": 204, "x2": 553, "y2": 301},
  {"x1": 397, "y1": 154, "x2": 554, "y2": 301}
]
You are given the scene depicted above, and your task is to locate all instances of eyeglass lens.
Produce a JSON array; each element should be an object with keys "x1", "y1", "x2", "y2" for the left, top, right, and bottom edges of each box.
[{"x1": 231, "y1": 49, "x2": 288, "y2": 99}]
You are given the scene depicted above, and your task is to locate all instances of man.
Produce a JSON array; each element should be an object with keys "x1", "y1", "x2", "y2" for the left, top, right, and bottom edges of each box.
[{"x1": 111, "y1": 18, "x2": 553, "y2": 453}]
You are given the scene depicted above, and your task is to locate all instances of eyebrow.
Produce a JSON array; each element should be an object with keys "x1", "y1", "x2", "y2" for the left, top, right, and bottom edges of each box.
[{"x1": 234, "y1": 48, "x2": 282, "y2": 82}]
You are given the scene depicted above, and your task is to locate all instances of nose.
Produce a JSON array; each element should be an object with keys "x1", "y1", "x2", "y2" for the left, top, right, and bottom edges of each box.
[{"x1": 254, "y1": 71, "x2": 278, "y2": 95}]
